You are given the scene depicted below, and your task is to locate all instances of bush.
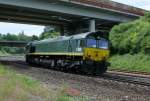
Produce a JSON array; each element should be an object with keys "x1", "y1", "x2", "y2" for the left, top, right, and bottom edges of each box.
[
  {"x1": 109, "y1": 13, "x2": 150, "y2": 54},
  {"x1": 39, "y1": 31, "x2": 60, "y2": 39}
]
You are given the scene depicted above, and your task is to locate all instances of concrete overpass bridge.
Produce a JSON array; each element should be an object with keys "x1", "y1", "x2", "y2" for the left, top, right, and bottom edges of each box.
[
  {"x1": 0, "y1": 0, "x2": 144, "y2": 35},
  {"x1": 0, "y1": 0, "x2": 145, "y2": 47}
]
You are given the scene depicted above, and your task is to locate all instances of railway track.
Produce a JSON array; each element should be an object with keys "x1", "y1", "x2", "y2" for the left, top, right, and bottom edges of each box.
[
  {"x1": 101, "y1": 72, "x2": 150, "y2": 87},
  {"x1": 0, "y1": 56, "x2": 150, "y2": 87}
]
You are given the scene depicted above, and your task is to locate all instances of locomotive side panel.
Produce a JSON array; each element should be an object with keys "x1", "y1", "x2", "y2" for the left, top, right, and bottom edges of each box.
[{"x1": 35, "y1": 40, "x2": 70, "y2": 53}]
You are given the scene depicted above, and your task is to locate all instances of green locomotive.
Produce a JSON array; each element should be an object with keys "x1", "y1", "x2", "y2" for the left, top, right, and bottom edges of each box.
[{"x1": 25, "y1": 31, "x2": 110, "y2": 74}]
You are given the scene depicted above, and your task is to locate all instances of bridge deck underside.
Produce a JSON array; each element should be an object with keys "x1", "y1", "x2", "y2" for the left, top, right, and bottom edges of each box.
[{"x1": 0, "y1": 4, "x2": 118, "y2": 34}]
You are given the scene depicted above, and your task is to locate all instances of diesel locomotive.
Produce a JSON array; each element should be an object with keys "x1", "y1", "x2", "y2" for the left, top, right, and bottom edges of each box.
[{"x1": 25, "y1": 31, "x2": 110, "y2": 74}]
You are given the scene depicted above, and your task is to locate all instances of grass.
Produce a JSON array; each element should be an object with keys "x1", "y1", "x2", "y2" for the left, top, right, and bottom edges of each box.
[
  {"x1": 0, "y1": 48, "x2": 25, "y2": 56},
  {"x1": 0, "y1": 64, "x2": 88, "y2": 101},
  {"x1": 0, "y1": 50, "x2": 10, "y2": 56},
  {"x1": 109, "y1": 54, "x2": 150, "y2": 73}
]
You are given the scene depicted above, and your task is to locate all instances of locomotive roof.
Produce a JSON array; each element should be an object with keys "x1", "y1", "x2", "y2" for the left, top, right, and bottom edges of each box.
[
  {"x1": 32, "y1": 31, "x2": 104, "y2": 45},
  {"x1": 69, "y1": 32, "x2": 92, "y2": 39}
]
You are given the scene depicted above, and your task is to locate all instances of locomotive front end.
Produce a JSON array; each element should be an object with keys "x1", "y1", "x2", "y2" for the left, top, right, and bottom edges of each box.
[
  {"x1": 83, "y1": 47, "x2": 109, "y2": 62},
  {"x1": 82, "y1": 32, "x2": 110, "y2": 74},
  {"x1": 83, "y1": 33, "x2": 110, "y2": 62}
]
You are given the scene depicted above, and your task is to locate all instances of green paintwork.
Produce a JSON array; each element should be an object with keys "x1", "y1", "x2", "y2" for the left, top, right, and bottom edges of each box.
[
  {"x1": 31, "y1": 32, "x2": 92, "y2": 53},
  {"x1": 27, "y1": 31, "x2": 108, "y2": 54}
]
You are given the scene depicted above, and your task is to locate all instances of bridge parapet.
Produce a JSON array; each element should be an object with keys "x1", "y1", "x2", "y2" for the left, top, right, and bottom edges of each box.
[{"x1": 63, "y1": 0, "x2": 144, "y2": 16}]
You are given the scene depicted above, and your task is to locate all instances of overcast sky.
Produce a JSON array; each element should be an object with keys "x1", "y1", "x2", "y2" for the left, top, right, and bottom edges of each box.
[
  {"x1": 0, "y1": 22, "x2": 44, "y2": 36},
  {"x1": 112, "y1": 0, "x2": 150, "y2": 10},
  {"x1": 0, "y1": 0, "x2": 150, "y2": 36}
]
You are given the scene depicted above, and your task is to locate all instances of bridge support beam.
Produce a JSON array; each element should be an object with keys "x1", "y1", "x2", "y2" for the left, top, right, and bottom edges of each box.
[{"x1": 89, "y1": 19, "x2": 96, "y2": 32}]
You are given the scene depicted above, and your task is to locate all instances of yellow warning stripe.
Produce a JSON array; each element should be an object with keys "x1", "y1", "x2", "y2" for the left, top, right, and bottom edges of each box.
[{"x1": 28, "y1": 52, "x2": 83, "y2": 56}]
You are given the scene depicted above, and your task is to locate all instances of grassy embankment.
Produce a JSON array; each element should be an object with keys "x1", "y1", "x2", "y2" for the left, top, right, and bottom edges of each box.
[
  {"x1": 0, "y1": 64, "x2": 88, "y2": 101},
  {"x1": 109, "y1": 54, "x2": 150, "y2": 73},
  {"x1": 0, "y1": 49, "x2": 25, "y2": 56},
  {"x1": 0, "y1": 50, "x2": 10, "y2": 56}
]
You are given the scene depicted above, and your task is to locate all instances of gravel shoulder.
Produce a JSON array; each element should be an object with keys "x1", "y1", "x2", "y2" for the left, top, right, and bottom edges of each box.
[{"x1": 0, "y1": 56, "x2": 150, "y2": 101}]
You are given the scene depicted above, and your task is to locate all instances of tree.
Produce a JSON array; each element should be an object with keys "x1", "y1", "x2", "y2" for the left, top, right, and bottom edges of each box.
[
  {"x1": 31, "y1": 35, "x2": 38, "y2": 41},
  {"x1": 17, "y1": 31, "x2": 32, "y2": 41},
  {"x1": 109, "y1": 13, "x2": 150, "y2": 54},
  {"x1": 39, "y1": 26, "x2": 60, "y2": 39},
  {"x1": 2, "y1": 33, "x2": 18, "y2": 41},
  {"x1": 0, "y1": 31, "x2": 39, "y2": 54}
]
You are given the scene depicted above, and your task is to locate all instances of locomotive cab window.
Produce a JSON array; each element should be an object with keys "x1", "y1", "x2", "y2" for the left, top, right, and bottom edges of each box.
[
  {"x1": 86, "y1": 39, "x2": 97, "y2": 48},
  {"x1": 86, "y1": 38, "x2": 108, "y2": 49},
  {"x1": 25, "y1": 43, "x2": 36, "y2": 53},
  {"x1": 98, "y1": 38, "x2": 108, "y2": 49},
  {"x1": 76, "y1": 39, "x2": 85, "y2": 52},
  {"x1": 30, "y1": 46, "x2": 36, "y2": 53}
]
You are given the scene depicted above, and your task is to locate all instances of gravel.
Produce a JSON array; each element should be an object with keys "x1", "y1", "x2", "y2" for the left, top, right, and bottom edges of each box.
[{"x1": 0, "y1": 56, "x2": 150, "y2": 101}]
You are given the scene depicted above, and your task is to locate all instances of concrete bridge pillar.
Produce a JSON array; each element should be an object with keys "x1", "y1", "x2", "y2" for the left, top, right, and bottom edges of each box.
[{"x1": 89, "y1": 19, "x2": 96, "y2": 32}]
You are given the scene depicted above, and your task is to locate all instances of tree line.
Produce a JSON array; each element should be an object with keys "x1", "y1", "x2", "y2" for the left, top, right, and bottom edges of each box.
[{"x1": 0, "y1": 26, "x2": 60, "y2": 54}]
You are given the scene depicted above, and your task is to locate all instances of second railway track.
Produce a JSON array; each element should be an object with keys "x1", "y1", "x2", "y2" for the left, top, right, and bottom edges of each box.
[{"x1": 101, "y1": 73, "x2": 150, "y2": 87}]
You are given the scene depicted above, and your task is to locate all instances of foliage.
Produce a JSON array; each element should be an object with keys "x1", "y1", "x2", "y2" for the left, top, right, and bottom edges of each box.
[
  {"x1": 39, "y1": 26, "x2": 60, "y2": 39},
  {"x1": 0, "y1": 32, "x2": 38, "y2": 41},
  {"x1": 109, "y1": 54, "x2": 150, "y2": 73},
  {"x1": 39, "y1": 31, "x2": 60, "y2": 39},
  {"x1": 0, "y1": 32, "x2": 39, "y2": 55},
  {"x1": 31, "y1": 35, "x2": 39, "y2": 41},
  {"x1": 0, "y1": 25, "x2": 61, "y2": 54},
  {"x1": 0, "y1": 47, "x2": 25, "y2": 54},
  {"x1": 109, "y1": 13, "x2": 150, "y2": 54}
]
